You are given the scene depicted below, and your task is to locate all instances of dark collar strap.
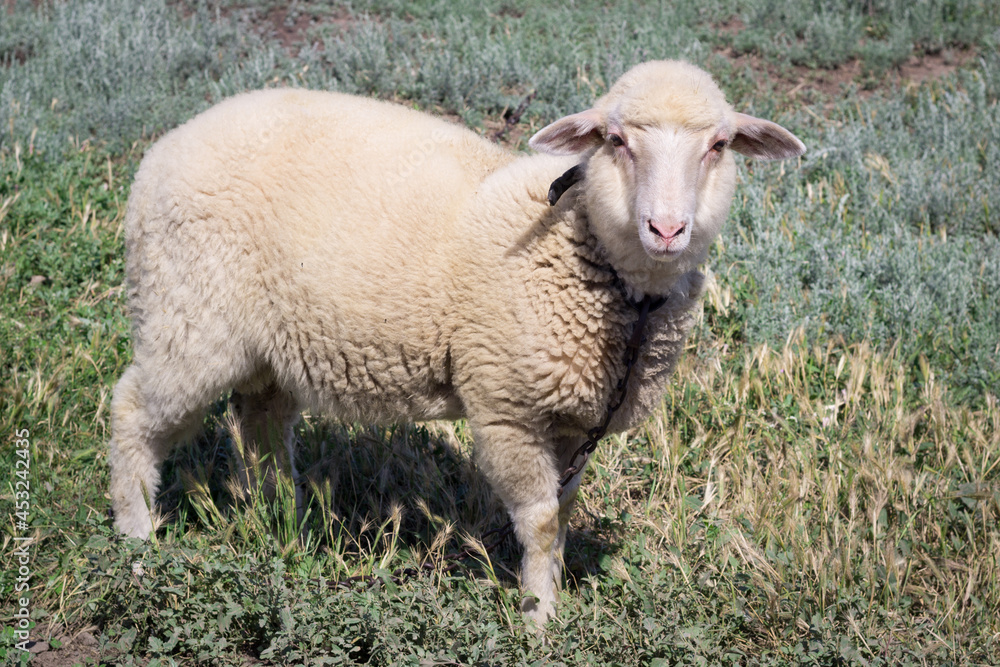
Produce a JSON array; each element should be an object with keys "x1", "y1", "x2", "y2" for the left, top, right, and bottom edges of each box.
[
  {"x1": 641, "y1": 294, "x2": 669, "y2": 313},
  {"x1": 609, "y1": 265, "x2": 668, "y2": 313},
  {"x1": 547, "y1": 164, "x2": 584, "y2": 206}
]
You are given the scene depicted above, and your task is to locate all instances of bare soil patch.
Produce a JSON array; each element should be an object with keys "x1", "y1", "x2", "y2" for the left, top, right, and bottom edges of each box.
[
  {"x1": 14, "y1": 624, "x2": 101, "y2": 666},
  {"x1": 171, "y1": 1, "x2": 357, "y2": 56},
  {"x1": 711, "y1": 18, "x2": 977, "y2": 101},
  {"x1": 3, "y1": 0, "x2": 43, "y2": 14},
  {"x1": 897, "y1": 49, "x2": 976, "y2": 86},
  {"x1": 2, "y1": 0, "x2": 42, "y2": 65},
  {"x1": 244, "y1": 4, "x2": 355, "y2": 55}
]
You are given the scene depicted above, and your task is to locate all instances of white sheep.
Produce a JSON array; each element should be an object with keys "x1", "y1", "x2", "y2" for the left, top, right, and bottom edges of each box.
[{"x1": 109, "y1": 60, "x2": 805, "y2": 623}]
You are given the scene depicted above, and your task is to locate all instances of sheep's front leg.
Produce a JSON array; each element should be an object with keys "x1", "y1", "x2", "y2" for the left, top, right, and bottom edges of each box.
[
  {"x1": 471, "y1": 418, "x2": 561, "y2": 624},
  {"x1": 552, "y1": 435, "x2": 587, "y2": 584}
]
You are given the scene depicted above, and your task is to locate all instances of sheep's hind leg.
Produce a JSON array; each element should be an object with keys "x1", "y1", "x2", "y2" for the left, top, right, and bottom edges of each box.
[
  {"x1": 471, "y1": 418, "x2": 562, "y2": 625},
  {"x1": 109, "y1": 364, "x2": 212, "y2": 539},
  {"x1": 228, "y1": 382, "x2": 303, "y2": 522}
]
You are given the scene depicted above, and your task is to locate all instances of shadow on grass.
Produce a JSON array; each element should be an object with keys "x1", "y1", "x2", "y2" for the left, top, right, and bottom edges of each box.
[
  {"x1": 563, "y1": 528, "x2": 623, "y2": 586},
  {"x1": 149, "y1": 398, "x2": 619, "y2": 588}
]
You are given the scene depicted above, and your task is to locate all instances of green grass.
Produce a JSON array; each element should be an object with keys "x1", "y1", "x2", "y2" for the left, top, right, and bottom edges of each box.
[{"x1": 2, "y1": 0, "x2": 999, "y2": 664}]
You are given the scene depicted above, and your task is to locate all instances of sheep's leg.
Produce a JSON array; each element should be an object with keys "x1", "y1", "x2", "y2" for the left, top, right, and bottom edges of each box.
[
  {"x1": 552, "y1": 435, "x2": 587, "y2": 585},
  {"x1": 229, "y1": 383, "x2": 302, "y2": 520},
  {"x1": 471, "y1": 418, "x2": 561, "y2": 624},
  {"x1": 109, "y1": 364, "x2": 210, "y2": 539}
]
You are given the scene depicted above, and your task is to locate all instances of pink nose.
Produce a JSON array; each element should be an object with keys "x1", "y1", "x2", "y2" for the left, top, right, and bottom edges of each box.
[{"x1": 647, "y1": 218, "x2": 686, "y2": 240}]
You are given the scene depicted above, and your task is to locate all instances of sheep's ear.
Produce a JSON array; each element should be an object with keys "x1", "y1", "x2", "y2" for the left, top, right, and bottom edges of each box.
[
  {"x1": 529, "y1": 109, "x2": 604, "y2": 155},
  {"x1": 730, "y1": 112, "x2": 806, "y2": 161}
]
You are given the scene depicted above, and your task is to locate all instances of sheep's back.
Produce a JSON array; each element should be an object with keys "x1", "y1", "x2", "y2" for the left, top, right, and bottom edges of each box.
[{"x1": 124, "y1": 88, "x2": 514, "y2": 418}]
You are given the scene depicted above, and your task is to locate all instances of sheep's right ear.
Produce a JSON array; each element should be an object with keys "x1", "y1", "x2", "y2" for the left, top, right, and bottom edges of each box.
[{"x1": 529, "y1": 109, "x2": 604, "y2": 155}]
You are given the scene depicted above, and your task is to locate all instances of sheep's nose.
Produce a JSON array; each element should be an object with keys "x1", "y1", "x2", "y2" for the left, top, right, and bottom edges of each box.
[{"x1": 646, "y1": 217, "x2": 686, "y2": 240}]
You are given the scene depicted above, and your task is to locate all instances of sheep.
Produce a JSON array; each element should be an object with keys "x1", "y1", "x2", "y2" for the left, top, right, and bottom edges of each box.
[{"x1": 108, "y1": 59, "x2": 805, "y2": 623}]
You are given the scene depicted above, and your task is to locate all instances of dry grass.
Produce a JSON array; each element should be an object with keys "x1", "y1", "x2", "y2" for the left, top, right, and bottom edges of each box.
[{"x1": 571, "y1": 329, "x2": 1000, "y2": 655}]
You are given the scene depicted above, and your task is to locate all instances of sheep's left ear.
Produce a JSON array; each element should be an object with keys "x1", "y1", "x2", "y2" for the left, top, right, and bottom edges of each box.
[
  {"x1": 529, "y1": 109, "x2": 604, "y2": 156},
  {"x1": 730, "y1": 112, "x2": 806, "y2": 161}
]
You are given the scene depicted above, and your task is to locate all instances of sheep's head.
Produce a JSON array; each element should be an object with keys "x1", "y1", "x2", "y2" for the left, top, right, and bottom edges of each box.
[{"x1": 529, "y1": 60, "x2": 805, "y2": 290}]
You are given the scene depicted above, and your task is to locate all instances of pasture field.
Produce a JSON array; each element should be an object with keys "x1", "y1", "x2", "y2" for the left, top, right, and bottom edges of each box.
[{"x1": 2, "y1": 0, "x2": 999, "y2": 664}]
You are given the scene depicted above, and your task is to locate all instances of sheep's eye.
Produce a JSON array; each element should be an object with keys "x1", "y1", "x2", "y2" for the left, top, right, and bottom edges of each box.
[
  {"x1": 609, "y1": 134, "x2": 624, "y2": 147},
  {"x1": 711, "y1": 140, "x2": 726, "y2": 152}
]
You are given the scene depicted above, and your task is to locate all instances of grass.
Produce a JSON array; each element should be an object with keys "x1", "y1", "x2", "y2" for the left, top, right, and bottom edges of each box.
[{"x1": 1, "y1": 0, "x2": 999, "y2": 664}]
